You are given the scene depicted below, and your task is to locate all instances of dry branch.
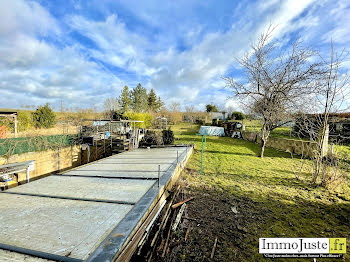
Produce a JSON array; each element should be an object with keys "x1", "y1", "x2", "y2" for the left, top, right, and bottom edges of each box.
[
  {"x1": 172, "y1": 196, "x2": 194, "y2": 209},
  {"x1": 210, "y1": 237, "x2": 218, "y2": 259}
]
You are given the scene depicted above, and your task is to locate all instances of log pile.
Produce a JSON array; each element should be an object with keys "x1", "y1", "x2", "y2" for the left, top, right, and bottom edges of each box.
[{"x1": 140, "y1": 129, "x2": 174, "y2": 146}]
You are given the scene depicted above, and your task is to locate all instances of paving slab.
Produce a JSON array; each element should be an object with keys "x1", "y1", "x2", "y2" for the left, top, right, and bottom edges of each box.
[
  {"x1": 75, "y1": 163, "x2": 170, "y2": 172},
  {"x1": 93, "y1": 159, "x2": 174, "y2": 164},
  {"x1": 0, "y1": 146, "x2": 192, "y2": 261},
  {"x1": 109, "y1": 147, "x2": 188, "y2": 159},
  {"x1": 0, "y1": 194, "x2": 132, "y2": 260},
  {"x1": 0, "y1": 249, "x2": 53, "y2": 262},
  {"x1": 5, "y1": 176, "x2": 154, "y2": 204},
  {"x1": 63, "y1": 170, "x2": 161, "y2": 179}
]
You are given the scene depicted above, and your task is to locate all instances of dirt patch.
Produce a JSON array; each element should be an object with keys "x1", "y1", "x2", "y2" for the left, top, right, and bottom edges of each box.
[
  {"x1": 131, "y1": 169, "x2": 350, "y2": 262},
  {"x1": 131, "y1": 175, "x2": 272, "y2": 262},
  {"x1": 157, "y1": 184, "x2": 269, "y2": 261}
]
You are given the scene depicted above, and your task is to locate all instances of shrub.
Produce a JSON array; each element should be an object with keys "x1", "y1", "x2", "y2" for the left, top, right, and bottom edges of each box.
[
  {"x1": 17, "y1": 111, "x2": 33, "y2": 132},
  {"x1": 123, "y1": 112, "x2": 153, "y2": 128},
  {"x1": 232, "y1": 111, "x2": 246, "y2": 120},
  {"x1": 32, "y1": 104, "x2": 56, "y2": 129},
  {"x1": 206, "y1": 104, "x2": 218, "y2": 112}
]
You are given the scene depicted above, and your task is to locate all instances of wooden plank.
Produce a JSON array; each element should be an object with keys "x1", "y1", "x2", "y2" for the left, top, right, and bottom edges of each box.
[{"x1": 172, "y1": 203, "x2": 186, "y2": 232}]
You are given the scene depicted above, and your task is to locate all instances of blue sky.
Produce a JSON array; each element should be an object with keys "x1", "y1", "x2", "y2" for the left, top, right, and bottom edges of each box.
[{"x1": 0, "y1": 0, "x2": 349, "y2": 111}]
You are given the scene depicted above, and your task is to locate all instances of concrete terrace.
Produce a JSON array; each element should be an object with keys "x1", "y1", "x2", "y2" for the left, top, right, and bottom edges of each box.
[{"x1": 0, "y1": 146, "x2": 193, "y2": 262}]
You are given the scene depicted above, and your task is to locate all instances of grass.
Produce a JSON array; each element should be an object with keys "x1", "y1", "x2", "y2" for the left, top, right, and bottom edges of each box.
[{"x1": 168, "y1": 123, "x2": 350, "y2": 261}]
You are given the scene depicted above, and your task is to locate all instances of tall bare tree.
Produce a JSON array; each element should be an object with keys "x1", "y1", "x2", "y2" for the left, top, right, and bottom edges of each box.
[
  {"x1": 294, "y1": 44, "x2": 350, "y2": 187},
  {"x1": 225, "y1": 26, "x2": 322, "y2": 157},
  {"x1": 168, "y1": 102, "x2": 182, "y2": 124},
  {"x1": 103, "y1": 97, "x2": 119, "y2": 119},
  {"x1": 185, "y1": 105, "x2": 195, "y2": 127}
]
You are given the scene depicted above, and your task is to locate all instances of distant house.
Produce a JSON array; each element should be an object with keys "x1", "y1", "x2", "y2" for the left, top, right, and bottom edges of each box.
[
  {"x1": 294, "y1": 112, "x2": 350, "y2": 143},
  {"x1": 328, "y1": 113, "x2": 350, "y2": 140},
  {"x1": 0, "y1": 111, "x2": 18, "y2": 138},
  {"x1": 209, "y1": 111, "x2": 229, "y2": 121}
]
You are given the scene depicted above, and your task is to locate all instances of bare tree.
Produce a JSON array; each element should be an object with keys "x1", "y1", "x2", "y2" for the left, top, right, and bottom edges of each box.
[
  {"x1": 294, "y1": 44, "x2": 350, "y2": 187},
  {"x1": 185, "y1": 105, "x2": 195, "y2": 127},
  {"x1": 224, "y1": 26, "x2": 322, "y2": 157},
  {"x1": 167, "y1": 102, "x2": 182, "y2": 124},
  {"x1": 103, "y1": 98, "x2": 119, "y2": 119},
  {"x1": 169, "y1": 102, "x2": 181, "y2": 112}
]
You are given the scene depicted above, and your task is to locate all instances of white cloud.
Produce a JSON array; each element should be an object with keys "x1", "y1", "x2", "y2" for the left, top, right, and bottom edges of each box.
[
  {"x1": 0, "y1": 0, "x2": 59, "y2": 38},
  {"x1": 1, "y1": 0, "x2": 347, "y2": 112},
  {"x1": 68, "y1": 14, "x2": 156, "y2": 76},
  {"x1": 0, "y1": 0, "x2": 124, "y2": 109},
  {"x1": 322, "y1": 1, "x2": 350, "y2": 43},
  {"x1": 146, "y1": 0, "x2": 317, "y2": 108}
]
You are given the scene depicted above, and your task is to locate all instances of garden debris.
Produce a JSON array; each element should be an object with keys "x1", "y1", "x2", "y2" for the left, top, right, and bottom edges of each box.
[
  {"x1": 210, "y1": 237, "x2": 218, "y2": 259},
  {"x1": 161, "y1": 221, "x2": 172, "y2": 257},
  {"x1": 185, "y1": 224, "x2": 191, "y2": 241},
  {"x1": 237, "y1": 225, "x2": 248, "y2": 233},
  {"x1": 172, "y1": 203, "x2": 186, "y2": 232},
  {"x1": 231, "y1": 206, "x2": 239, "y2": 214},
  {"x1": 140, "y1": 129, "x2": 174, "y2": 146},
  {"x1": 172, "y1": 196, "x2": 194, "y2": 209}
]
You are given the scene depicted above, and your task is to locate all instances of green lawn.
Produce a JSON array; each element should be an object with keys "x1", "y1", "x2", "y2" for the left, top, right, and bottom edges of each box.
[{"x1": 168, "y1": 123, "x2": 349, "y2": 261}]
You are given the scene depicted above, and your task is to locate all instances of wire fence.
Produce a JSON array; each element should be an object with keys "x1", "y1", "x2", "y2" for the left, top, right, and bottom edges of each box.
[{"x1": 0, "y1": 134, "x2": 79, "y2": 158}]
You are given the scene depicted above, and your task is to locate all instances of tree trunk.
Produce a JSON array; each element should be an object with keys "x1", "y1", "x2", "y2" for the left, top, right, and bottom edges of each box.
[
  {"x1": 260, "y1": 138, "x2": 266, "y2": 158},
  {"x1": 260, "y1": 125, "x2": 269, "y2": 158}
]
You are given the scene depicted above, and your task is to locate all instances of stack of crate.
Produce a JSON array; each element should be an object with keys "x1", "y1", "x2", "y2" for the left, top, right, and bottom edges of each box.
[{"x1": 112, "y1": 138, "x2": 130, "y2": 153}]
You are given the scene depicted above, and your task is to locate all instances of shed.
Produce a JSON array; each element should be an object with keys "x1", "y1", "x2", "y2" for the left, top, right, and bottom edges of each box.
[{"x1": 0, "y1": 111, "x2": 18, "y2": 138}]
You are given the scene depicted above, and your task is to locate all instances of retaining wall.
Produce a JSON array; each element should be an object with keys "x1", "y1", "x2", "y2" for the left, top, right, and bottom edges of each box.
[
  {"x1": 0, "y1": 143, "x2": 109, "y2": 187},
  {"x1": 241, "y1": 131, "x2": 320, "y2": 157}
]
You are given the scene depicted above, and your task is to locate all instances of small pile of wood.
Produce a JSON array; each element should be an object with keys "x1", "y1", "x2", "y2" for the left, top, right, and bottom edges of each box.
[
  {"x1": 140, "y1": 129, "x2": 174, "y2": 146},
  {"x1": 131, "y1": 186, "x2": 194, "y2": 261},
  {"x1": 112, "y1": 138, "x2": 130, "y2": 153}
]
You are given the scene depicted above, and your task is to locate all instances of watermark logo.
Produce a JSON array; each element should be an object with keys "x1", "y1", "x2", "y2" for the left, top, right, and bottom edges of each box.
[{"x1": 259, "y1": 238, "x2": 346, "y2": 258}]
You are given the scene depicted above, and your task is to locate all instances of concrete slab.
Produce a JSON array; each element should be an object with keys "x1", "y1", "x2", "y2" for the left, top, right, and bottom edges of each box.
[
  {"x1": 76, "y1": 163, "x2": 170, "y2": 172},
  {"x1": 6, "y1": 176, "x2": 154, "y2": 204},
  {"x1": 0, "y1": 194, "x2": 132, "y2": 260},
  {"x1": 63, "y1": 170, "x2": 161, "y2": 179},
  {"x1": 0, "y1": 249, "x2": 53, "y2": 262},
  {"x1": 94, "y1": 159, "x2": 174, "y2": 164},
  {"x1": 0, "y1": 146, "x2": 193, "y2": 261},
  {"x1": 108, "y1": 147, "x2": 188, "y2": 159}
]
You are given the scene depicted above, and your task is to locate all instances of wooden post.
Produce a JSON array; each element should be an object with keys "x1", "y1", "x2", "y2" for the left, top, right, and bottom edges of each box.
[
  {"x1": 95, "y1": 140, "x2": 97, "y2": 161},
  {"x1": 26, "y1": 167, "x2": 30, "y2": 183},
  {"x1": 110, "y1": 122, "x2": 112, "y2": 154},
  {"x1": 158, "y1": 165, "x2": 160, "y2": 188},
  {"x1": 14, "y1": 114, "x2": 17, "y2": 138}
]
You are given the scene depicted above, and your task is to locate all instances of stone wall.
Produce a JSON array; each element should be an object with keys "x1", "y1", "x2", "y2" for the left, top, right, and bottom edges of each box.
[{"x1": 241, "y1": 131, "x2": 321, "y2": 157}]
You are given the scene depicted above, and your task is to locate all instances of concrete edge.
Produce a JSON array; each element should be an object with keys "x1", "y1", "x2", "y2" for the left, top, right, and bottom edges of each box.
[{"x1": 85, "y1": 145, "x2": 193, "y2": 262}]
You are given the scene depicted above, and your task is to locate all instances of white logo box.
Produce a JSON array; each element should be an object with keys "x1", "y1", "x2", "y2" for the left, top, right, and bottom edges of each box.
[{"x1": 259, "y1": 238, "x2": 330, "y2": 254}]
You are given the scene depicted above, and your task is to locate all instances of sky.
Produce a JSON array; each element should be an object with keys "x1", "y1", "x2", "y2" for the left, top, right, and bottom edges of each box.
[{"x1": 0, "y1": 0, "x2": 349, "y2": 112}]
